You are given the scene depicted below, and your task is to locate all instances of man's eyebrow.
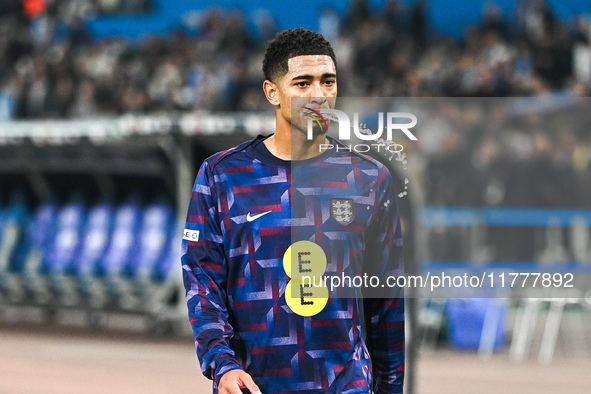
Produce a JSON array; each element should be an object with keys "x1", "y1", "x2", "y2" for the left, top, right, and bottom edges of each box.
[{"x1": 291, "y1": 73, "x2": 337, "y2": 81}]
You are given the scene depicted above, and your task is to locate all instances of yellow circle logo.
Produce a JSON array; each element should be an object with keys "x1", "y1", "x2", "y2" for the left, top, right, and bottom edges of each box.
[{"x1": 283, "y1": 241, "x2": 329, "y2": 316}]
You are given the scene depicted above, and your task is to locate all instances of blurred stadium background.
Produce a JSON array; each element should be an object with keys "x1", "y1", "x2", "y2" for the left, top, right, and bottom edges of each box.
[{"x1": 1, "y1": 0, "x2": 591, "y2": 393}]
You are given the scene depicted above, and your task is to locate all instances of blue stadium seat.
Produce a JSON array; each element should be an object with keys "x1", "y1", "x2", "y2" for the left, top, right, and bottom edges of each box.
[
  {"x1": 29, "y1": 201, "x2": 58, "y2": 249},
  {"x1": 118, "y1": 197, "x2": 175, "y2": 309},
  {"x1": 71, "y1": 202, "x2": 113, "y2": 276},
  {"x1": 42, "y1": 198, "x2": 86, "y2": 277},
  {"x1": 69, "y1": 201, "x2": 114, "y2": 303},
  {"x1": 0, "y1": 194, "x2": 36, "y2": 302},
  {"x1": 36, "y1": 195, "x2": 86, "y2": 306},
  {"x1": 98, "y1": 195, "x2": 143, "y2": 304},
  {"x1": 18, "y1": 198, "x2": 59, "y2": 303},
  {"x1": 128, "y1": 199, "x2": 174, "y2": 280},
  {"x1": 100, "y1": 198, "x2": 142, "y2": 277},
  {"x1": 141, "y1": 218, "x2": 184, "y2": 328}
]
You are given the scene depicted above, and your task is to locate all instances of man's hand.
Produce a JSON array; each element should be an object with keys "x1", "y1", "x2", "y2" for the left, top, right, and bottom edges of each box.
[{"x1": 218, "y1": 369, "x2": 262, "y2": 394}]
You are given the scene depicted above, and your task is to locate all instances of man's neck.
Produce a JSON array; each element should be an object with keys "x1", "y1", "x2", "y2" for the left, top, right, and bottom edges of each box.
[{"x1": 264, "y1": 125, "x2": 328, "y2": 161}]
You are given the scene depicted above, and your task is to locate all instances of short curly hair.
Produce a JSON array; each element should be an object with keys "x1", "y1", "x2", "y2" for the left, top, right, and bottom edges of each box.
[{"x1": 262, "y1": 28, "x2": 337, "y2": 82}]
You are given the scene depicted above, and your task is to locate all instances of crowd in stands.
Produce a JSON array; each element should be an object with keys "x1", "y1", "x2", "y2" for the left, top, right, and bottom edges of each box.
[
  {"x1": 1, "y1": 0, "x2": 591, "y2": 209},
  {"x1": 414, "y1": 100, "x2": 591, "y2": 208},
  {"x1": 2, "y1": 0, "x2": 591, "y2": 118}
]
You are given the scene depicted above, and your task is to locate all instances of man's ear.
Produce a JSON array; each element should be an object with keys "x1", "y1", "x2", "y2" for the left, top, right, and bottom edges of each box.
[{"x1": 263, "y1": 80, "x2": 280, "y2": 107}]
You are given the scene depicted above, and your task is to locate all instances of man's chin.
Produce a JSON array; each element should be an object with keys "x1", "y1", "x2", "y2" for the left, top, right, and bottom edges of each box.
[
  {"x1": 293, "y1": 126, "x2": 327, "y2": 139},
  {"x1": 309, "y1": 128, "x2": 327, "y2": 138},
  {"x1": 290, "y1": 122, "x2": 326, "y2": 137}
]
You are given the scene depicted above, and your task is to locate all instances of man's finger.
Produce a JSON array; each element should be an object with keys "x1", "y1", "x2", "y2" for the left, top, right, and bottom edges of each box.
[
  {"x1": 223, "y1": 382, "x2": 243, "y2": 394},
  {"x1": 242, "y1": 373, "x2": 262, "y2": 394}
]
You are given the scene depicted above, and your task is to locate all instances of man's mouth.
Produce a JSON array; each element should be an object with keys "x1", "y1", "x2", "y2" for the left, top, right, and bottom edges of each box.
[{"x1": 302, "y1": 107, "x2": 329, "y2": 130}]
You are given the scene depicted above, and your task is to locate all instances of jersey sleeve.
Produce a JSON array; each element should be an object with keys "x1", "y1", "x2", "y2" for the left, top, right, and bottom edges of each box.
[
  {"x1": 363, "y1": 164, "x2": 405, "y2": 393},
  {"x1": 181, "y1": 160, "x2": 242, "y2": 385}
]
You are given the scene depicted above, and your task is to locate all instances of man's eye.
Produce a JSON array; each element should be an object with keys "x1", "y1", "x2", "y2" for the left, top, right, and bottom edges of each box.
[
  {"x1": 325, "y1": 80, "x2": 336, "y2": 86},
  {"x1": 296, "y1": 82, "x2": 309, "y2": 87}
]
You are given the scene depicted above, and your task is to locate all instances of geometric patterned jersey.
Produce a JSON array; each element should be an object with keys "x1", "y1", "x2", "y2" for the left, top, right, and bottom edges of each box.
[{"x1": 181, "y1": 134, "x2": 404, "y2": 393}]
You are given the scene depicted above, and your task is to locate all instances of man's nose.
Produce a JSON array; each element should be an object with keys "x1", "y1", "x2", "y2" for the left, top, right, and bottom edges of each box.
[{"x1": 309, "y1": 83, "x2": 327, "y2": 104}]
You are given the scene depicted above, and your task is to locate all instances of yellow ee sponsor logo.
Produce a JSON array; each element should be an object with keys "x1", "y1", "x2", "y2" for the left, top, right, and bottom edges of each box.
[{"x1": 282, "y1": 240, "x2": 328, "y2": 316}]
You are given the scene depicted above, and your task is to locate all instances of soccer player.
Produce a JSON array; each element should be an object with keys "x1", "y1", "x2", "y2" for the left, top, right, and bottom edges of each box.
[{"x1": 182, "y1": 28, "x2": 404, "y2": 393}]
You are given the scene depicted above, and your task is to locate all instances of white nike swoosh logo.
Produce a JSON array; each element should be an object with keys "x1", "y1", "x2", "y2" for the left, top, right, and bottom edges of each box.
[{"x1": 246, "y1": 210, "x2": 272, "y2": 222}]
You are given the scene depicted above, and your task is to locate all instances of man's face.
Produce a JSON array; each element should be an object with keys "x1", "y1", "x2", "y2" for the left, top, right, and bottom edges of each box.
[{"x1": 274, "y1": 55, "x2": 337, "y2": 135}]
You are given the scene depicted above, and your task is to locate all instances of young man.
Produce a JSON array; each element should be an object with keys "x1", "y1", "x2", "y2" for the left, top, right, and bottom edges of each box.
[{"x1": 182, "y1": 28, "x2": 404, "y2": 393}]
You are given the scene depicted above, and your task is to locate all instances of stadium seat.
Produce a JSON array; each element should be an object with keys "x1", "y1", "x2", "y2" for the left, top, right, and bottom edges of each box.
[
  {"x1": 40, "y1": 195, "x2": 87, "y2": 305},
  {"x1": 129, "y1": 198, "x2": 174, "y2": 280},
  {"x1": 0, "y1": 196, "x2": 27, "y2": 301},
  {"x1": 20, "y1": 199, "x2": 59, "y2": 304},
  {"x1": 144, "y1": 220, "x2": 185, "y2": 335},
  {"x1": 122, "y1": 197, "x2": 175, "y2": 309},
  {"x1": 68, "y1": 201, "x2": 114, "y2": 306},
  {"x1": 98, "y1": 195, "x2": 143, "y2": 306}
]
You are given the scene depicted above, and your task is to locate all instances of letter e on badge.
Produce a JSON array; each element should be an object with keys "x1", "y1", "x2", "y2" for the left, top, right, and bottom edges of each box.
[{"x1": 183, "y1": 229, "x2": 200, "y2": 242}]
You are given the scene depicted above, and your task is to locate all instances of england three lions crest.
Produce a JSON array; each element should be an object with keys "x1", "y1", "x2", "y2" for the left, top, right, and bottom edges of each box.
[{"x1": 330, "y1": 198, "x2": 354, "y2": 225}]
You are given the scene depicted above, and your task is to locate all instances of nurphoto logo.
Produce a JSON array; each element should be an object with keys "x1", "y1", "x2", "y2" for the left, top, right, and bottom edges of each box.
[{"x1": 306, "y1": 109, "x2": 417, "y2": 142}]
